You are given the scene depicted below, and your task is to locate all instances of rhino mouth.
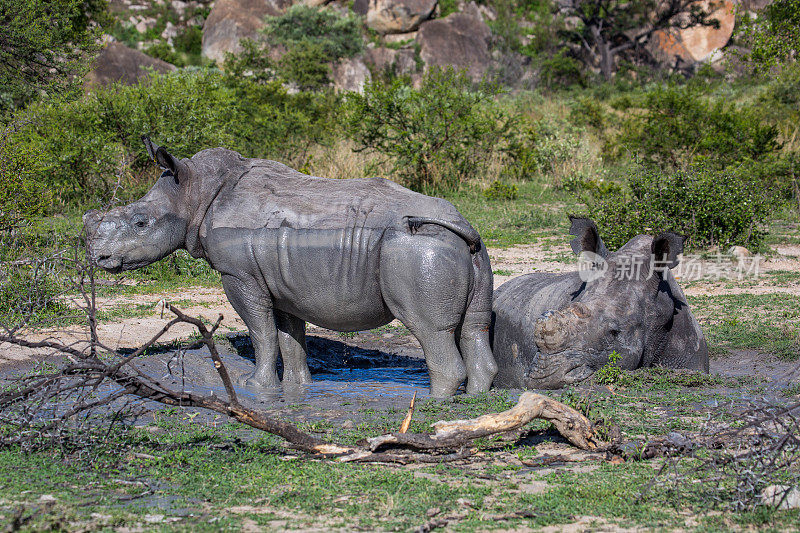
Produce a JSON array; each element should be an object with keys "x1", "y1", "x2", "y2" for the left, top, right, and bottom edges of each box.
[
  {"x1": 96, "y1": 255, "x2": 124, "y2": 273},
  {"x1": 523, "y1": 349, "x2": 601, "y2": 389}
]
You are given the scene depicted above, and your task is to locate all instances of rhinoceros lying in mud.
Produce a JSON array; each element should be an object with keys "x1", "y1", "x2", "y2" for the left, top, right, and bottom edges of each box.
[
  {"x1": 84, "y1": 138, "x2": 497, "y2": 397},
  {"x1": 491, "y1": 217, "x2": 708, "y2": 390}
]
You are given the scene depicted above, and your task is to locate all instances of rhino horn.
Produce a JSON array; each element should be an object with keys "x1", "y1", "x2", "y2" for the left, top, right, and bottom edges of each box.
[{"x1": 534, "y1": 304, "x2": 591, "y2": 353}]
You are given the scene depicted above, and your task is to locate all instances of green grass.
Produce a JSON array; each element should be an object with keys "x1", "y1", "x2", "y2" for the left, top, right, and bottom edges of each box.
[
  {"x1": 445, "y1": 180, "x2": 576, "y2": 248},
  {"x1": 688, "y1": 293, "x2": 800, "y2": 360},
  {"x1": 2, "y1": 378, "x2": 798, "y2": 531}
]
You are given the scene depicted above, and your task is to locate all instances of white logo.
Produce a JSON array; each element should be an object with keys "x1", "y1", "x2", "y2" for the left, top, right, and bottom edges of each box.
[{"x1": 577, "y1": 251, "x2": 608, "y2": 283}]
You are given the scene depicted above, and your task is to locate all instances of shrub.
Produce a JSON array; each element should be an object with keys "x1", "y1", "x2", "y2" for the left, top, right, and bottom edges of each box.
[
  {"x1": 174, "y1": 26, "x2": 203, "y2": 57},
  {"x1": 584, "y1": 164, "x2": 775, "y2": 250},
  {"x1": 617, "y1": 85, "x2": 781, "y2": 170},
  {"x1": 277, "y1": 41, "x2": 332, "y2": 91},
  {"x1": 595, "y1": 351, "x2": 622, "y2": 385},
  {"x1": 11, "y1": 70, "x2": 339, "y2": 204},
  {"x1": 483, "y1": 181, "x2": 519, "y2": 201},
  {"x1": 569, "y1": 97, "x2": 606, "y2": 129},
  {"x1": 508, "y1": 119, "x2": 583, "y2": 179},
  {"x1": 0, "y1": 124, "x2": 51, "y2": 231},
  {"x1": 346, "y1": 68, "x2": 516, "y2": 193},
  {"x1": 537, "y1": 49, "x2": 585, "y2": 89},
  {"x1": 264, "y1": 5, "x2": 362, "y2": 61},
  {"x1": 225, "y1": 5, "x2": 362, "y2": 89}
]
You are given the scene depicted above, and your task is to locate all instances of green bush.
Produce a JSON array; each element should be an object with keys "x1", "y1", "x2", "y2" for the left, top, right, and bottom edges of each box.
[
  {"x1": 346, "y1": 68, "x2": 516, "y2": 193},
  {"x1": 144, "y1": 41, "x2": 181, "y2": 65},
  {"x1": 507, "y1": 118, "x2": 583, "y2": 179},
  {"x1": 584, "y1": 164, "x2": 775, "y2": 250},
  {"x1": 537, "y1": 49, "x2": 585, "y2": 89},
  {"x1": 11, "y1": 70, "x2": 339, "y2": 204},
  {"x1": 264, "y1": 5, "x2": 362, "y2": 61},
  {"x1": 0, "y1": 126, "x2": 51, "y2": 231},
  {"x1": 277, "y1": 41, "x2": 332, "y2": 91},
  {"x1": 483, "y1": 180, "x2": 519, "y2": 201},
  {"x1": 225, "y1": 5, "x2": 362, "y2": 89},
  {"x1": 174, "y1": 26, "x2": 203, "y2": 57},
  {"x1": 569, "y1": 97, "x2": 606, "y2": 129},
  {"x1": 617, "y1": 85, "x2": 781, "y2": 170}
]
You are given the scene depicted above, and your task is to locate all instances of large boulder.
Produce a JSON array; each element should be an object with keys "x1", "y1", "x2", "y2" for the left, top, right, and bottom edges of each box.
[
  {"x1": 650, "y1": 0, "x2": 736, "y2": 66},
  {"x1": 364, "y1": 45, "x2": 417, "y2": 76},
  {"x1": 415, "y1": 11, "x2": 491, "y2": 81},
  {"x1": 85, "y1": 42, "x2": 176, "y2": 88},
  {"x1": 331, "y1": 56, "x2": 372, "y2": 93},
  {"x1": 365, "y1": 0, "x2": 438, "y2": 34},
  {"x1": 680, "y1": 0, "x2": 736, "y2": 61},
  {"x1": 201, "y1": 0, "x2": 292, "y2": 65}
]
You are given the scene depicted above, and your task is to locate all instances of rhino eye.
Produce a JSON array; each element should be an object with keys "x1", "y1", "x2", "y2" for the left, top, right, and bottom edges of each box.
[{"x1": 131, "y1": 214, "x2": 149, "y2": 228}]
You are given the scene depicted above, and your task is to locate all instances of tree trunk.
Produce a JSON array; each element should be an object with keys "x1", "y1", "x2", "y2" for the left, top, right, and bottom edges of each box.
[{"x1": 590, "y1": 24, "x2": 614, "y2": 80}]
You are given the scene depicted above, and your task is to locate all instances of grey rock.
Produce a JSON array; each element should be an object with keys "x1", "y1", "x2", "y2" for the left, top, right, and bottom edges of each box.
[
  {"x1": 366, "y1": 0, "x2": 438, "y2": 34},
  {"x1": 492, "y1": 216, "x2": 709, "y2": 390},
  {"x1": 331, "y1": 56, "x2": 372, "y2": 93},
  {"x1": 364, "y1": 46, "x2": 417, "y2": 76},
  {"x1": 762, "y1": 485, "x2": 800, "y2": 509},
  {"x1": 201, "y1": 0, "x2": 292, "y2": 65},
  {"x1": 84, "y1": 43, "x2": 176, "y2": 88},
  {"x1": 84, "y1": 138, "x2": 498, "y2": 398},
  {"x1": 416, "y1": 11, "x2": 491, "y2": 82}
]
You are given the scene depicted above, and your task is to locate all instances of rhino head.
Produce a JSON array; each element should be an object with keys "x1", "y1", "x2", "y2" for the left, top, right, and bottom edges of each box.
[
  {"x1": 83, "y1": 137, "x2": 192, "y2": 272},
  {"x1": 522, "y1": 216, "x2": 707, "y2": 386}
]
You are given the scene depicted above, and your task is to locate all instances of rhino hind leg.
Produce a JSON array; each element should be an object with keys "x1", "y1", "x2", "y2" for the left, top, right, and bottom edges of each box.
[
  {"x1": 221, "y1": 274, "x2": 281, "y2": 390},
  {"x1": 275, "y1": 310, "x2": 312, "y2": 385},
  {"x1": 458, "y1": 247, "x2": 497, "y2": 393},
  {"x1": 378, "y1": 233, "x2": 471, "y2": 397}
]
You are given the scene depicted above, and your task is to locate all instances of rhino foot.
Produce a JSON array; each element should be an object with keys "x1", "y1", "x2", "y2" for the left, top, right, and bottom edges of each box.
[{"x1": 239, "y1": 372, "x2": 281, "y2": 390}]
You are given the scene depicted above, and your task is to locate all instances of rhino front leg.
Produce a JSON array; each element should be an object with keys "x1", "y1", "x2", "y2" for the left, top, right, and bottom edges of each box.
[
  {"x1": 275, "y1": 310, "x2": 312, "y2": 385},
  {"x1": 221, "y1": 274, "x2": 281, "y2": 390}
]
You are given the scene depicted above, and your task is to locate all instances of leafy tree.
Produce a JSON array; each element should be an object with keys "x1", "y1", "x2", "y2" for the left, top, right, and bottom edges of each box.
[
  {"x1": 0, "y1": 0, "x2": 107, "y2": 112},
  {"x1": 264, "y1": 5, "x2": 363, "y2": 61},
  {"x1": 0, "y1": 122, "x2": 50, "y2": 232},
  {"x1": 616, "y1": 85, "x2": 781, "y2": 170},
  {"x1": 737, "y1": 0, "x2": 800, "y2": 72},
  {"x1": 226, "y1": 5, "x2": 362, "y2": 90},
  {"x1": 560, "y1": 0, "x2": 721, "y2": 79},
  {"x1": 346, "y1": 68, "x2": 516, "y2": 193},
  {"x1": 584, "y1": 164, "x2": 774, "y2": 250}
]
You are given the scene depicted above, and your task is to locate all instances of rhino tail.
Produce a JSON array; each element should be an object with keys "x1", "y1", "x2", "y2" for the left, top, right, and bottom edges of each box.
[{"x1": 405, "y1": 216, "x2": 482, "y2": 253}]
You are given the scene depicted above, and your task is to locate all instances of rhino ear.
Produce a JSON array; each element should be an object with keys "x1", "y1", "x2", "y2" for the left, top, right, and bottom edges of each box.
[
  {"x1": 142, "y1": 136, "x2": 181, "y2": 181},
  {"x1": 142, "y1": 135, "x2": 159, "y2": 162},
  {"x1": 652, "y1": 232, "x2": 685, "y2": 271},
  {"x1": 568, "y1": 216, "x2": 609, "y2": 258},
  {"x1": 155, "y1": 146, "x2": 180, "y2": 176}
]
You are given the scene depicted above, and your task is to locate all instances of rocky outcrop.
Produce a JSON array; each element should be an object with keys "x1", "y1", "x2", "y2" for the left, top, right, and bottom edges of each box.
[
  {"x1": 201, "y1": 0, "x2": 293, "y2": 64},
  {"x1": 85, "y1": 42, "x2": 176, "y2": 88},
  {"x1": 650, "y1": 0, "x2": 736, "y2": 66},
  {"x1": 331, "y1": 57, "x2": 372, "y2": 93},
  {"x1": 415, "y1": 11, "x2": 491, "y2": 81},
  {"x1": 364, "y1": 45, "x2": 417, "y2": 76},
  {"x1": 365, "y1": 0, "x2": 437, "y2": 34}
]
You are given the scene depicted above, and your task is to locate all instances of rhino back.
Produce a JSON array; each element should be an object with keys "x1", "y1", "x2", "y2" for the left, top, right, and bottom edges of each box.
[{"x1": 205, "y1": 160, "x2": 465, "y2": 233}]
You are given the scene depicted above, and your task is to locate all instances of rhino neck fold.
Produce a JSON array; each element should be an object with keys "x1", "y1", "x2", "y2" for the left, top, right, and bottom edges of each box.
[{"x1": 184, "y1": 166, "x2": 249, "y2": 259}]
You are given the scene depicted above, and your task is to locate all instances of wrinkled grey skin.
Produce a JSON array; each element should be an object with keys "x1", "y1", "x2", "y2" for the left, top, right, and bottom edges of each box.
[
  {"x1": 84, "y1": 138, "x2": 497, "y2": 397},
  {"x1": 491, "y1": 216, "x2": 708, "y2": 390}
]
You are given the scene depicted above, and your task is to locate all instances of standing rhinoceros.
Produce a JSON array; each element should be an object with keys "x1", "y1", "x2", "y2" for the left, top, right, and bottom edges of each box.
[
  {"x1": 83, "y1": 138, "x2": 497, "y2": 397},
  {"x1": 491, "y1": 216, "x2": 708, "y2": 390}
]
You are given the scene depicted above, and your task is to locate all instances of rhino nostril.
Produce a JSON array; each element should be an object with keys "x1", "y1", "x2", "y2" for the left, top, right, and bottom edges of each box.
[{"x1": 98, "y1": 254, "x2": 111, "y2": 261}]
